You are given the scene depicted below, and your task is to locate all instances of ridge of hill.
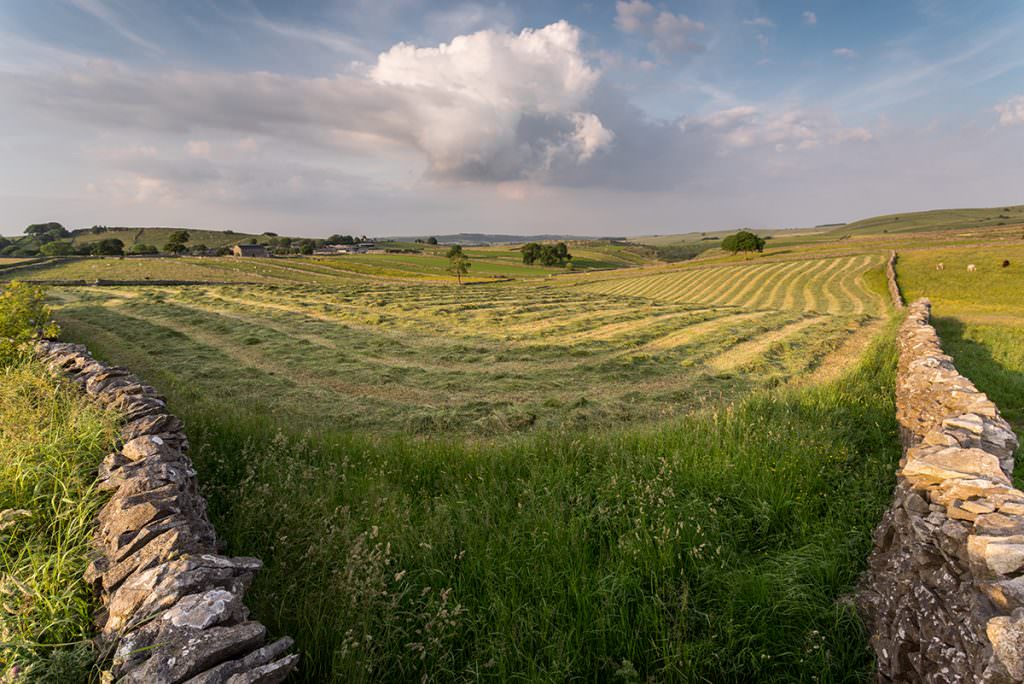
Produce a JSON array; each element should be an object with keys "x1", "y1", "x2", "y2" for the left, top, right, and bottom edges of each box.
[{"x1": 830, "y1": 204, "x2": 1024, "y2": 236}]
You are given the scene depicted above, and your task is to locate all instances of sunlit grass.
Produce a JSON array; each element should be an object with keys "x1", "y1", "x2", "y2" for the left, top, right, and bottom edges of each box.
[
  {"x1": 164, "y1": 317, "x2": 901, "y2": 682},
  {"x1": 0, "y1": 360, "x2": 119, "y2": 681}
]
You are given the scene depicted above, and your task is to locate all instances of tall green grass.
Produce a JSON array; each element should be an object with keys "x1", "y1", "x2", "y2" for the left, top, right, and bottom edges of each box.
[
  {"x1": 0, "y1": 360, "x2": 119, "y2": 681},
  {"x1": 167, "y1": 320, "x2": 900, "y2": 682}
]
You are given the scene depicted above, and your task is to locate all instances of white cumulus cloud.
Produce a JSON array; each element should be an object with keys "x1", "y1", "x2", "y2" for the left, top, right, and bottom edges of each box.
[
  {"x1": 370, "y1": 21, "x2": 611, "y2": 179},
  {"x1": 995, "y1": 96, "x2": 1024, "y2": 126},
  {"x1": 803, "y1": 11, "x2": 817, "y2": 25}
]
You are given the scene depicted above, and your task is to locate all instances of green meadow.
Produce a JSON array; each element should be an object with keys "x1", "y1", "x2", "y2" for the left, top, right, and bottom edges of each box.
[{"x1": 897, "y1": 243, "x2": 1024, "y2": 435}]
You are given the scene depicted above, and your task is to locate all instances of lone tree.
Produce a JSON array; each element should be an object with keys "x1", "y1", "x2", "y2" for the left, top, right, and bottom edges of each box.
[
  {"x1": 446, "y1": 245, "x2": 471, "y2": 285},
  {"x1": 163, "y1": 230, "x2": 190, "y2": 254},
  {"x1": 721, "y1": 230, "x2": 766, "y2": 255},
  {"x1": 427, "y1": 236, "x2": 438, "y2": 245}
]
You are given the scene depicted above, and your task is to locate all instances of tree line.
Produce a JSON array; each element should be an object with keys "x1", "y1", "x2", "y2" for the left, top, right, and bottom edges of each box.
[
  {"x1": 0, "y1": 223, "x2": 357, "y2": 258},
  {"x1": 520, "y1": 242, "x2": 572, "y2": 266}
]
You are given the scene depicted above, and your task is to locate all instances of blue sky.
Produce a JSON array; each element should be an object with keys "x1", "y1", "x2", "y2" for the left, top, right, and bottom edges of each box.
[{"x1": 2, "y1": 0, "x2": 1023, "y2": 237}]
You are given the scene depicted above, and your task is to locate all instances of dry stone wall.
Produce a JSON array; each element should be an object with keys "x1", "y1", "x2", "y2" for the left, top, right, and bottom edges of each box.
[
  {"x1": 34, "y1": 340, "x2": 298, "y2": 684},
  {"x1": 857, "y1": 300, "x2": 1023, "y2": 682},
  {"x1": 887, "y1": 251, "x2": 904, "y2": 309}
]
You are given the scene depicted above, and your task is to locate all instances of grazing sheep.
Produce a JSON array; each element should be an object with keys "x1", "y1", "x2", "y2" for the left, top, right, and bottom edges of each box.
[
  {"x1": 1003, "y1": 259, "x2": 1011, "y2": 268},
  {"x1": 967, "y1": 264, "x2": 977, "y2": 272},
  {"x1": 936, "y1": 263, "x2": 945, "y2": 271}
]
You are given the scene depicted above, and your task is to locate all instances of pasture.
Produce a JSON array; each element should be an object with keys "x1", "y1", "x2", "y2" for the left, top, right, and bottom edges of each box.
[
  {"x1": 897, "y1": 244, "x2": 1024, "y2": 435},
  {"x1": 1, "y1": 247, "x2": 631, "y2": 285}
]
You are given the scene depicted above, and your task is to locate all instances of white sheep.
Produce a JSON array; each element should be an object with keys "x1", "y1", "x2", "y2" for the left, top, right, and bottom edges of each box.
[
  {"x1": 967, "y1": 264, "x2": 977, "y2": 272},
  {"x1": 936, "y1": 263, "x2": 944, "y2": 271}
]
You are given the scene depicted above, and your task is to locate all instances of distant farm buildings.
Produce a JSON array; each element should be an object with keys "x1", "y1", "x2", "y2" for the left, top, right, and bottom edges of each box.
[
  {"x1": 312, "y1": 242, "x2": 378, "y2": 256},
  {"x1": 231, "y1": 244, "x2": 270, "y2": 257}
]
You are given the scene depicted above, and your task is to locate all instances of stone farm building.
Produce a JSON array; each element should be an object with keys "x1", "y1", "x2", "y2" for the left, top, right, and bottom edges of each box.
[{"x1": 231, "y1": 244, "x2": 270, "y2": 257}]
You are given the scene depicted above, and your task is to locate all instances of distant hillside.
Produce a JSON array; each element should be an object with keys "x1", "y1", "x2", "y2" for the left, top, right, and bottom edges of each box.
[{"x1": 831, "y1": 204, "x2": 1024, "y2": 236}]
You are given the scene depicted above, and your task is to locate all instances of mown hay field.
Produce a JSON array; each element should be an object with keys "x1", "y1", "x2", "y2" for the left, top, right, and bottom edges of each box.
[
  {"x1": 572, "y1": 253, "x2": 886, "y2": 316},
  {"x1": 53, "y1": 251, "x2": 887, "y2": 435},
  {"x1": 45, "y1": 258, "x2": 900, "y2": 682},
  {"x1": 37, "y1": 247, "x2": 901, "y2": 681}
]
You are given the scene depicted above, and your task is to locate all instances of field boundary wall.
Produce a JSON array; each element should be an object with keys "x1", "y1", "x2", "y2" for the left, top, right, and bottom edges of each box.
[
  {"x1": 887, "y1": 251, "x2": 904, "y2": 309},
  {"x1": 34, "y1": 340, "x2": 298, "y2": 683},
  {"x1": 857, "y1": 299, "x2": 1023, "y2": 682}
]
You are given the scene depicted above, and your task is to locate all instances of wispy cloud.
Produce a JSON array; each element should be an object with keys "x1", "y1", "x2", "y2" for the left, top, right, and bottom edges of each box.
[
  {"x1": 247, "y1": 13, "x2": 373, "y2": 61},
  {"x1": 743, "y1": 17, "x2": 775, "y2": 28},
  {"x1": 614, "y1": 0, "x2": 653, "y2": 34},
  {"x1": 65, "y1": 0, "x2": 161, "y2": 53},
  {"x1": 615, "y1": 2, "x2": 705, "y2": 59},
  {"x1": 832, "y1": 48, "x2": 858, "y2": 59},
  {"x1": 802, "y1": 11, "x2": 817, "y2": 26}
]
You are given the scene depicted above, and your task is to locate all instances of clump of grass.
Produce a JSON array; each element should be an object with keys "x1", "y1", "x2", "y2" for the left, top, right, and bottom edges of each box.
[
  {"x1": 0, "y1": 361, "x2": 119, "y2": 681},
  {"x1": 176, "y1": 319, "x2": 900, "y2": 682}
]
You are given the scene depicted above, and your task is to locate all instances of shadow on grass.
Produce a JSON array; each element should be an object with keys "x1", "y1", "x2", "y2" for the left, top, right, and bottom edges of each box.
[{"x1": 933, "y1": 316, "x2": 1024, "y2": 477}]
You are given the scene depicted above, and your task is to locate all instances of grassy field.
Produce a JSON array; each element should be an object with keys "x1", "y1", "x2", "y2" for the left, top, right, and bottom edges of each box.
[
  {"x1": 33, "y1": 240, "x2": 901, "y2": 681},
  {"x1": 897, "y1": 244, "x2": 1024, "y2": 435},
  {"x1": 1, "y1": 246, "x2": 642, "y2": 285},
  {"x1": 835, "y1": 204, "x2": 1024, "y2": 236},
  {"x1": 0, "y1": 359, "x2": 120, "y2": 681},
  {"x1": 58, "y1": 297, "x2": 901, "y2": 682},
  {"x1": 53, "y1": 253, "x2": 887, "y2": 436}
]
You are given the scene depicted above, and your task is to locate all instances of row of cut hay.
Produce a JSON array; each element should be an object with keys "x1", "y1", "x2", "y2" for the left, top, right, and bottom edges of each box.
[{"x1": 579, "y1": 254, "x2": 884, "y2": 315}]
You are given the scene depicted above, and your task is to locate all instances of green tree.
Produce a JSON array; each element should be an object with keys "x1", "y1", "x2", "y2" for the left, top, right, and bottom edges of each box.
[
  {"x1": 164, "y1": 230, "x2": 190, "y2": 254},
  {"x1": 39, "y1": 241, "x2": 75, "y2": 256},
  {"x1": 554, "y1": 242, "x2": 571, "y2": 263},
  {"x1": 427, "y1": 236, "x2": 439, "y2": 245},
  {"x1": 447, "y1": 248, "x2": 470, "y2": 285},
  {"x1": 24, "y1": 222, "x2": 70, "y2": 244},
  {"x1": 520, "y1": 242, "x2": 542, "y2": 264},
  {"x1": 190, "y1": 244, "x2": 209, "y2": 255},
  {"x1": 92, "y1": 238, "x2": 124, "y2": 256},
  {"x1": 721, "y1": 230, "x2": 765, "y2": 255},
  {"x1": 0, "y1": 282, "x2": 59, "y2": 364},
  {"x1": 129, "y1": 244, "x2": 159, "y2": 255}
]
